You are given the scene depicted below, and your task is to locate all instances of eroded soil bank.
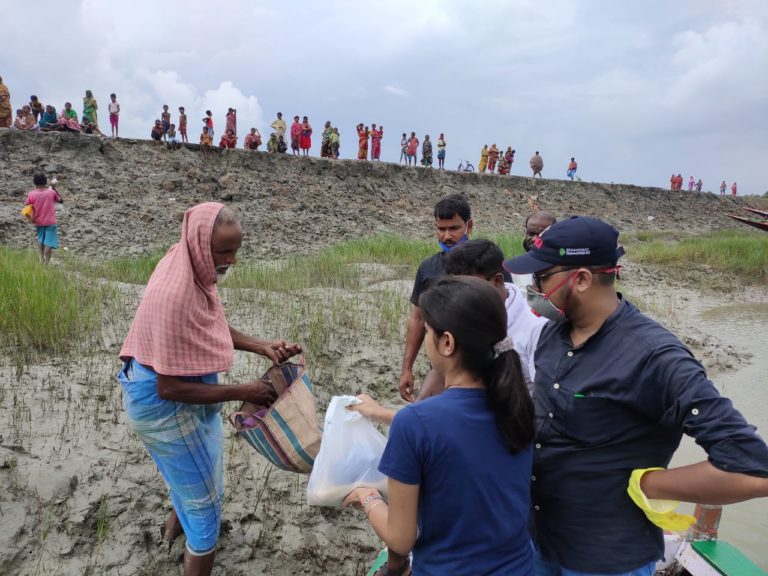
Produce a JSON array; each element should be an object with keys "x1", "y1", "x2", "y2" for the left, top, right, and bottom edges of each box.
[{"x1": 2, "y1": 129, "x2": 766, "y2": 260}]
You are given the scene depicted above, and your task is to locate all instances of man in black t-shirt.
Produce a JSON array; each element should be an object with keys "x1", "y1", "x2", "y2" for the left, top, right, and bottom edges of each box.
[{"x1": 399, "y1": 195, "x2": 473, "y2": 401}]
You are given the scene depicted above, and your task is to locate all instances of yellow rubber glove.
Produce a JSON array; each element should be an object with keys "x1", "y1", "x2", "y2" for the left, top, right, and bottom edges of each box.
[{"x1": 627, "y1": 467, "x2": 696, "y2": 532}]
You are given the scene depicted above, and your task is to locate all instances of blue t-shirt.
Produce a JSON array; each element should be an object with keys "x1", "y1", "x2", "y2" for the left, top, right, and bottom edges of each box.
[{"x1": 379, "y1": 387, "x2": 533, "y2": 576}]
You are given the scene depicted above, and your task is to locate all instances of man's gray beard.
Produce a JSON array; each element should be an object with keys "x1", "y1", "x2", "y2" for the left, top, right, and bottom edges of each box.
[{"x1": 216, "y1": 267, "x2": 231, "y2": 283}]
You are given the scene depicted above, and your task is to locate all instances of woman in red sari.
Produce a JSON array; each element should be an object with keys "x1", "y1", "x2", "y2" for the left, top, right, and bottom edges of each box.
[
  {"x1": 219, "y1": 129, "x2": 237, "y2": 149},
  {"x1": 299, "y1": 116, "x2": 312, "y2": 156},
  {"x1": 370, "y1": 124, "x2": 383, "y2": 160},
  {"x1": 225, "y1": 108, "x2": 237, "y2": 137},
  {"x1": 357, "y1": 123, "x2": 369, "y2": 160}
]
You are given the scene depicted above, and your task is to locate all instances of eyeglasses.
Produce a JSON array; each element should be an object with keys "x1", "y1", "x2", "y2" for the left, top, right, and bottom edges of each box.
[
  {"x1": 532, "y1": 266, "x2": 622, "y2": 291},
  {"x1": 532, "y1": 268, "x2": 577, "y2": 291}
]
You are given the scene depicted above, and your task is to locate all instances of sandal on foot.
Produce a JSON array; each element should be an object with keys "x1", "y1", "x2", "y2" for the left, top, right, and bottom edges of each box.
[{"x1": 373, "y1": 559, "x2": 411, "y2": 576}]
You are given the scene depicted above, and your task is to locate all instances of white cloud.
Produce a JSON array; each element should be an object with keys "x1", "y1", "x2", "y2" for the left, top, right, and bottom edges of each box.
[
  {"x1": 200, "y1": 82, "x2": 264, "y2": 135},
  {"x1": 384, "y1": 85, "x2": 410, "y2": 97}
]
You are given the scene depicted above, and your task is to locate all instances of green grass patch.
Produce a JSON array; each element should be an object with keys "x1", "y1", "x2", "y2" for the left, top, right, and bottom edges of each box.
[
  {"x1": 316, "y1": 234, "x2": 437, "y2": 267},
  {"x1": 623, "y1": 230, "x2": 688, "y2": 243},
  {"x1": 629, "y1": 230, "x2": 768, "y2": 283},
  {"x1": 225, "y1": 232, "x2": 524, "y2": 292},
  {"x1": 225, "y1": 251, "x2": 364, "y2": 291},
  {"x1": 64, "y1": 250, "x2": 166, "y2": 285},
  {"x1": 0, "y1": 248, "x2": 105, "y2": 364},
  {"x1": 58, "y1": 232, "x2": 525, "y2": 292}
]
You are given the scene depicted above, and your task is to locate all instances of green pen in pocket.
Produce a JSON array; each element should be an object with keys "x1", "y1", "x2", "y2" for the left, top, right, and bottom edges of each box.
[{"x1": 573, "y1": 393, "x2": 585, "y2": 398}]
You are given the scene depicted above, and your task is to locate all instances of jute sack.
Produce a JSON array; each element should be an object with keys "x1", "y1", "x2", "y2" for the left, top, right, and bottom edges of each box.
[{"x1": 229, "y1": 356, "x2": 321, "y2": 473}]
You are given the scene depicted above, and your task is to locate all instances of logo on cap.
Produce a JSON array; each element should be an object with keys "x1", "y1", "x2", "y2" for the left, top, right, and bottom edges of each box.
[{"x1": 564, "y1": 248, "x2": 591, "y2": 256}]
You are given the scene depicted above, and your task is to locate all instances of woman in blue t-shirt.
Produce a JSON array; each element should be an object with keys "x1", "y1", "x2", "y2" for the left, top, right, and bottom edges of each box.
[{"x1": 345, "y1": 276, "x2": 535, "y2": 576}]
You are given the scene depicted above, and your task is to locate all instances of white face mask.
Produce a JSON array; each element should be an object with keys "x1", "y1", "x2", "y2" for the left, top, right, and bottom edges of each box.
[
  {"x1": 526, "y1": 285, "x2": 568, "y2": 322},
  {"x1": 526, "y1": 269, "x2": 580, "y2": 322}
]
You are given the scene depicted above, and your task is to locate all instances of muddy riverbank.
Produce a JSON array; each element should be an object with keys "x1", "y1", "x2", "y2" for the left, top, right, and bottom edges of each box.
[{"x1": 1, "y1": 254, "x2": 766, "y2": 575}]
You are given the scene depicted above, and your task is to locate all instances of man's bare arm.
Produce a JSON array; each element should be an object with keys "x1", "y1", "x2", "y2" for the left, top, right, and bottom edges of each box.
[
  {"x1": 642, "y1": 461, "x2": 768, "y2": 505},
  {"x1": 399, "y1": 305, "x2": 426, "y2": 402}
]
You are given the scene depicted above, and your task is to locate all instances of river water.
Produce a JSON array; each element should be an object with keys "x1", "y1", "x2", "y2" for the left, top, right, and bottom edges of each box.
[{"x1": 671, "y1": 302, "x2": 768, "y2": 569}]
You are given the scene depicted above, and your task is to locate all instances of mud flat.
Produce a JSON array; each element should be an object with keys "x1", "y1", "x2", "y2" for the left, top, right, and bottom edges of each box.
[{"x1": 1, "y1": 251, "x2": 766, "y2": 575}]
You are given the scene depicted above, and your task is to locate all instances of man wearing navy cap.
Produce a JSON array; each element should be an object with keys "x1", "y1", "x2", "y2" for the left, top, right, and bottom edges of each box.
[{"x1": 504, "y1": 216, "x2": 768, "y2": 575}]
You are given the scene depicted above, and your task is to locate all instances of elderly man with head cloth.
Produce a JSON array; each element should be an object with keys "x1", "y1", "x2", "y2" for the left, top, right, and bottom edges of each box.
[{"x1": 118, "y1": 202, "x2": 301, "y2": 576}]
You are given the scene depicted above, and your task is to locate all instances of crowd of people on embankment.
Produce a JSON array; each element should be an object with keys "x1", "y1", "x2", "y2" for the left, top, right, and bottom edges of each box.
[
  {"x1": 0, "y1": 79, "x2": 109, "y2": 137},
  {"x1": 669, "y1": 174, "x2": 738, "y2": 196},
  {"x1": 0, "y1": 77, "x2": 742, "y2": 190}
]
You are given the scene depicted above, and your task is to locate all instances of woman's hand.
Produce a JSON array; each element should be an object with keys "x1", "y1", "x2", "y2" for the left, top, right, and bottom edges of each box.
[
  {"x1": 241, "y1": 380, "x2": 278, "y2": 407},
  {"x1": 348, "y1": 394, "x2": 382, "y2": 418},
  {"x1": 342, "y1": 487, "x2": 382, "y2": 509},
  {"x1": 347, "y1": 394, "x2": 396, "y2": 425},
  {"x1": 257, "y1": 340, "x2": 302, "y2": 365}
]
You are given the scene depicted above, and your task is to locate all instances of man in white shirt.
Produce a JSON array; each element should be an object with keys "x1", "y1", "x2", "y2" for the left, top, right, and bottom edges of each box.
[
  {"x1": 108, "y1": 93, "x2": 120, "y2": 138},
  {"x1": 444, "y1": 239, "x2": 546, "y2": 384},
  {"x1": 513, "y1": 211, "x2": 557, "y2": 292},
  {"x1": 414, "y1": 239, "x2": 546, "y2": 401}
]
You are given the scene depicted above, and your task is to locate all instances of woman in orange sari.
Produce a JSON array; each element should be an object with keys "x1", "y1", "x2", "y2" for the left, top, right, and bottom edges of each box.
[
  {"x1": 357, "y1": 123, "x2": 369, "y2": 160},
  {"x1": 487, "y1": 144, "x2": 500, "y2": 173}
]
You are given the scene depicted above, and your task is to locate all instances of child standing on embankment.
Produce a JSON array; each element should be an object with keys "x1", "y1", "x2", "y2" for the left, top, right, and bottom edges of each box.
[{"x1": 24, "y1": 173, "x2": 63, "y2": 264}]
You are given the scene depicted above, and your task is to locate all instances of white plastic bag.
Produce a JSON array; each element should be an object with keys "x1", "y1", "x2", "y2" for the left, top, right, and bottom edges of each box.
[{"x1": 306, "y1": 395, "x2": 388, "y2": 507}]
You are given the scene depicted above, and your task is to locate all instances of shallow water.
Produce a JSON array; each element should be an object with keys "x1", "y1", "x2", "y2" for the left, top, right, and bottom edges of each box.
[{"x1": 672, "y1": 302, "x2": 768, "y2": 569}]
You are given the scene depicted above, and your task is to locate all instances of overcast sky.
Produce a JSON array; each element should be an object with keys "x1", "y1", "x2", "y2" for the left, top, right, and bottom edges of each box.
[{"x1": 3, "y1": 0, "x2": 767, "y2": 194}]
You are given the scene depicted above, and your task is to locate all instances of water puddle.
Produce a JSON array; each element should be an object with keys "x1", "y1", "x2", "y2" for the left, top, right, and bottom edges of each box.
[{"x1": 672, "y1": 302, "x2": 768, "y2": 568}]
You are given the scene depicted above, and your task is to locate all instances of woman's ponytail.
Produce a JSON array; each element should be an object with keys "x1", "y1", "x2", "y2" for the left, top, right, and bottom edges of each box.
[
  {"x1": 420, "y1": 276, "x2": 536, "y2": 454},
  {"x1": 483, "y1": 349, "x2": 534, "y2": 453}
]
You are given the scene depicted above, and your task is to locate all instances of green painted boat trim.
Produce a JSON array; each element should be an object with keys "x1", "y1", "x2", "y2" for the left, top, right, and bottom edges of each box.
[
  {"x1": 691, "y1": 541, "x2": 768, "y2": 576},
  {"x1": 366, "y1": 549, "x2": 388, "y2": 576}
]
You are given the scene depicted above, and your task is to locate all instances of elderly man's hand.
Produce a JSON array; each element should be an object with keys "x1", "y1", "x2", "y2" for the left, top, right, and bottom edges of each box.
[
  {"x1": 242, "y1": 380, "x2": 278, "y2": 407},
  {"x1": 258, "y1": 340, "x2": 302, "y2": 365}
]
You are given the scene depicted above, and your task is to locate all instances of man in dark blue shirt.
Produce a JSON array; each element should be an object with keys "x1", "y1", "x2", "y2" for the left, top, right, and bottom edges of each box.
[
  {"x1": 399, "y1": 194, "x2": 473, "y2": 402},
  {"x1": 504, "y1": 216, "x2": 768, "y2": 575}
]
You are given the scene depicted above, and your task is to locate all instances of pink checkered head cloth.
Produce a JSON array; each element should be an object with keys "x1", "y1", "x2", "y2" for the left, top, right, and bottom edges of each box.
[{"x1": 120, "y1": 202, "x2": 234, "y2": 376}]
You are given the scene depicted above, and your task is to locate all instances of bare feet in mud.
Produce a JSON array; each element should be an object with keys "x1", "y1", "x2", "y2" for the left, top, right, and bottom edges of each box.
[{"x1": 161, "y1": 507, "x2": 184, "y2": 543}]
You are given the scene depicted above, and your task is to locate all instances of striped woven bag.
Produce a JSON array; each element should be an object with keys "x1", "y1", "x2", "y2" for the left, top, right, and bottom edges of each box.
[{"x1": 229, "y1": 357, "x2": 322, "y2": 473}]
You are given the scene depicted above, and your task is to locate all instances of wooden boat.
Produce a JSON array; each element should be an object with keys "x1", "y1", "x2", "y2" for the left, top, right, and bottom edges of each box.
[
  {"x1": 367, "y1": 506, "x2": 767, "y2": 576},
  {"x1": 658, "y1": 506, "x2": 766, "y2": 575},
  {"x1": 727, "y1": 207, "x2": 768, "y2": 231},
  {"x1": 744, "y1": 207, "x2": 768, "y2": 219}
]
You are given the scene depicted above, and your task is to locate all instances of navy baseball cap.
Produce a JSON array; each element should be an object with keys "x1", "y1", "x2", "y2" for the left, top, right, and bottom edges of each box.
[{"x1": 504, "y1": 216, "x2": 625, "y2": 274}]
